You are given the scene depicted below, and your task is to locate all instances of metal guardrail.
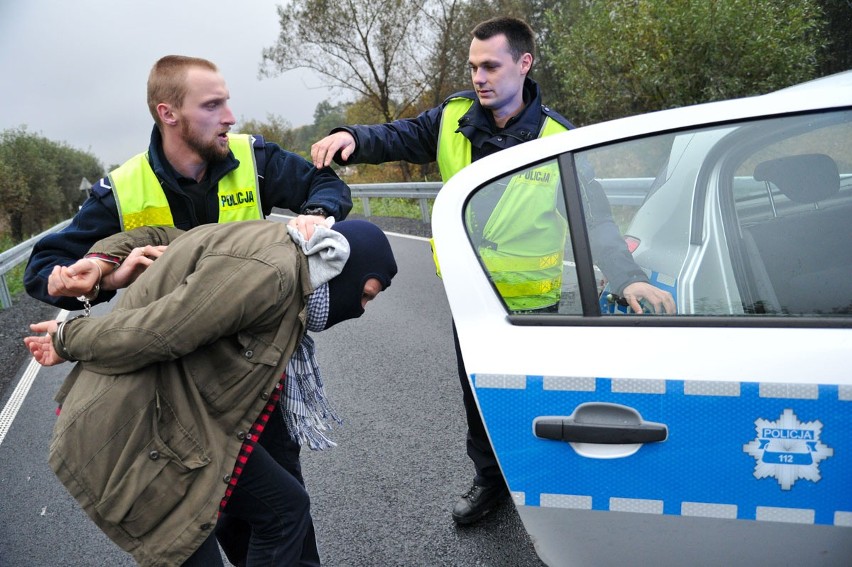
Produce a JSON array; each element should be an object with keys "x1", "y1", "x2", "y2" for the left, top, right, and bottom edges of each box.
[
  {"x1": 0, "y1": 179, "x2": 648, "y2": 309},
  {"x1": 349, "y1": 178, "x2": 649, "y2": 222},
  {"x1": 349, "y1": 182, "x2": 442, "y2": 224},
  {"x1": 0, "y1": 219, "x2": 71, "y2": 309},
  {"x1": 0, "y1": 184, "x2": 442, "y2": 309},
  {"x1": 598, "y1": 178, "x2": 653, "y2": 206}
]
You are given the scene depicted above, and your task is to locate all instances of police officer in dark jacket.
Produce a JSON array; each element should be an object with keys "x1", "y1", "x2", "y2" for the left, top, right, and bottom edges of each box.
[
  {"x1": 25, "y1": 55, "x2": 352, "y2": 311},
  {"x1": 312, "y1": 17, "x2": 675, "y2": 525}
]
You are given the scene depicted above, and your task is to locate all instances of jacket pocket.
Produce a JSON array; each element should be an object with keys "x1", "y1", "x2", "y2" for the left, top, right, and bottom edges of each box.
[
  {"x1": 95, "y1": 392, "x2": 210, "y2": 538},
  {"x1": 183, "y1": 332, "x2": 282, "y2": 413}
]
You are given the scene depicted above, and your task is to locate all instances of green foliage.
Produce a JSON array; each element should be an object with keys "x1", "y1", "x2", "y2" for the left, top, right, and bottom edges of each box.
[
  {"x1": 0, "y1": 126, "x2": 103, "y2": 242},
  {"x1": 236, "y1": 113, "x2": 293, "y2": 147},
  {"x1": 0, "y1": 233, "x2": 14, "y2": 252},
  {"x1": 0, "y1": 234, "x2": 25, "y2": 299},
  {"x1": 816, "y1": 0, "x2": 852, "y2": 75},
  {"x1": 3, "y1": 264, "x2": 26, "y2": 298},
  {"x1": 313, "y1": 100, "x2": 346, "y2": 134},
  {"x1": 247, "y1": 0, "x2": 836, "y2": 185},
  {"x1": 239, "y1": 100, "x2": 349, "y2": 157},
  {"x1": 45, "y1": 141, "x2": 104, "y2": 219},
  {"x1": 544, "y1": 0, "x2": 826, "y2": 125},
  {"x1": 351, "y1": 196, "x2": 430, "y2": 220}
]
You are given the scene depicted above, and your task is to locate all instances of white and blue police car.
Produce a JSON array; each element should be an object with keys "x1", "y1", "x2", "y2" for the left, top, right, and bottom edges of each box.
[{"x1": 432, "y1": 71, "x2": 852, "y2": 566}]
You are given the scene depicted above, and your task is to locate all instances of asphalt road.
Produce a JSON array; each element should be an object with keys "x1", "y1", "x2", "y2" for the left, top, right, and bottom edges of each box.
[{"x1": 0, "y1": 231, "x2": 545, "y2": 567}]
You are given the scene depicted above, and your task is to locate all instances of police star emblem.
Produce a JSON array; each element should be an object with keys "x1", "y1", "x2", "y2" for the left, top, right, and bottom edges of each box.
[{"x1": 743, "y1": 409, "x2": 834, "y2": 490}]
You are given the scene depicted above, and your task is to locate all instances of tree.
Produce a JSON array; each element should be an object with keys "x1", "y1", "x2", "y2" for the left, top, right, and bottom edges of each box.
[
  {"x1": 521, "y1": 0, "x2": 584, "y2": 107},
  {"x1": 544, "y1": 0, "x2": 826, "y2": 126},
  {"x1": 0, "y1": 127, "x2": 102, "y2": 241},
  {"x1": 416, "y1": 0, "x2": 565, "y2": 107},
  {"x1": 236, "y1": 113, "x2": 293, "y2": 148},
  {"x1": 261, "y1": 0, "x2": 431, "y2": 124},
  {"x1": 48, "y1": 143, "x2": 104, "y2": 219},
  {"x1": 816, "y1": 0, "x2": 852, "y2": 75},
  {"x1": 312, "y1": 100, "x2": 348, "y2": 135},
  {"x1": 419, "y1": 0, "x2": 475, "y2": 107},
  {"x1": 0, "y1": 157, "x2": 29, "y2": 240},
  {"x1": 262, "y1": 0, "x2": 441, "y2": 180},
  {"x1": 0, "y1": 128, "x2": 60, "y2": 241}
]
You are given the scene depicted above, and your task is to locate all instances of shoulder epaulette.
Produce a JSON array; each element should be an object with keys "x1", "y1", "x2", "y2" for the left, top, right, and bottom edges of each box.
[
  {"x1": 91, "y1": 178, "x2": 113, "y2": 198},
  {"x1": 541, "y1": 105, "x2": 575, "y2": 130},
  {"x1": 441, "y1": 90, "x2": 477, "y2": 107}
]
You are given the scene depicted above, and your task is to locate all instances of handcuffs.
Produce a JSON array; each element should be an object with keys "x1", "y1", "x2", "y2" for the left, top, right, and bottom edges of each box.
[
  {"x1": 75, "y1": 258, "x2": 103, "y2": 317},
  {"x1": 54, "y1": 258, "x2": 103, "y2": 361}
]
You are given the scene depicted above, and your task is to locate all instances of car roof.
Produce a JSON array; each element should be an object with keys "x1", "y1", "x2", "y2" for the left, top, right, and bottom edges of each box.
[
  {"x1": 444, "y1": 71, "x2": 852, "y2": 192},
  {"x1": 772, "y1": 69, "x2": 852, "y2": 93}
]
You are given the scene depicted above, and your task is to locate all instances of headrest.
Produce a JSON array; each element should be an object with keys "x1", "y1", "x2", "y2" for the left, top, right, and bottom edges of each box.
[{"x1": 753, "y1": 154, "x2": 839, "y2": 204}]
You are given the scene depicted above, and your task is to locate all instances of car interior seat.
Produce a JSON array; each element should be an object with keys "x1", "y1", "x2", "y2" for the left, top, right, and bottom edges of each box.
[
  {"x1": 753, "y1": 153, "x2": 840, "y2": 210},
  {"x1": 747, "y1": 153, "x2": 848, "y2": 315}
]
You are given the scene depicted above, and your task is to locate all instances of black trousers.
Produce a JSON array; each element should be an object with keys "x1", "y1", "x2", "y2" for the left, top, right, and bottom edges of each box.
[
  {"x1": 183, "y1": 409, "x2": 320, "y2": 566},
  {"x1": 453, "y1": 321, "x2": 505, "y2": 488}
]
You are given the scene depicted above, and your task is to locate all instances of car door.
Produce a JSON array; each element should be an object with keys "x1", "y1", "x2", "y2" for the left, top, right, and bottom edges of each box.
[{"x1": 432, "y1": 106, "x2": 852, "y2": 566}]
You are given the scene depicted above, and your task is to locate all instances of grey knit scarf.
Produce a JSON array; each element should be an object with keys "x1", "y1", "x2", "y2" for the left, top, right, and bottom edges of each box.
[
  {"x1": 281, "y1": 221, "x2": 348, "y2": 450},
  {"x1": 280, "y1": 284, "x2": 342, "y2": 449}
]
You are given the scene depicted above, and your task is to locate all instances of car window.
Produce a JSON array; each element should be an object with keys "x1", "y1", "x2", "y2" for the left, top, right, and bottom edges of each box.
[
  {"x1": 463, "y1": 110, "x2": 852, "y2": 319},
  {"x1": 464, "y1": 158, "x2": 580, "y2": 314},
  {"x1": 727, "y1": 111, "x2": 852, "y2": 316}
]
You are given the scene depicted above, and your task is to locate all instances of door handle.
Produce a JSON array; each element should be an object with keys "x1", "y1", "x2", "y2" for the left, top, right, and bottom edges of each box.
[{"x1": 534, "y1": 402, "x2": 667, "y2": 445}]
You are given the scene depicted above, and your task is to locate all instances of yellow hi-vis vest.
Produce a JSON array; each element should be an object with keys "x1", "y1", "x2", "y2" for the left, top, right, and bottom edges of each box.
[
  {"x1": 436, "y1": 97, "x2": 568, "y2": 182},
  {"x1": 434, "y1": 98, "x2": 569, "y2": 311},
  {"x1": 108, "y1": 134, "x2": 263, "y2": 231}
]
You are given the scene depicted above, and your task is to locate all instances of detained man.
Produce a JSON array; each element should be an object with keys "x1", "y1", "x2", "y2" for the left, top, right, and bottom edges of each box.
[{"x1": 24, "y1": 218, "x2": 397, "y2": 566}]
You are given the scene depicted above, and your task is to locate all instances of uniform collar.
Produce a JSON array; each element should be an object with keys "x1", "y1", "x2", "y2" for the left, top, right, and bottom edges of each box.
[
  {"x1": 456, "y1": 77, "x2": 543, "y2": 145},
  {"x1": 146, "y1": 126, "x2": 241, "y2": 187}
]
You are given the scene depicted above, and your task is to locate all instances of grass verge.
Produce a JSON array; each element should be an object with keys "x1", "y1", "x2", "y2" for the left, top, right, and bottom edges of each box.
[
  {"x1": 1, "y1": 235, "x2": 26, "y2": 300},
  {"x1": 350, "y1": 197, "x2": 433, "y2": 219}
]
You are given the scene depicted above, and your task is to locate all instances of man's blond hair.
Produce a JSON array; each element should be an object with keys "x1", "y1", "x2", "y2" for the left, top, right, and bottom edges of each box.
[{"x1": 147, "y1": 55, "x2": 218, "y2": 127}]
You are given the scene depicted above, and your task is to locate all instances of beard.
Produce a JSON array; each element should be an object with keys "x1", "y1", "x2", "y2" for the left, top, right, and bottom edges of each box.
[{"x1": 180, "y1": 121, "x2": 231, "y2": 163}]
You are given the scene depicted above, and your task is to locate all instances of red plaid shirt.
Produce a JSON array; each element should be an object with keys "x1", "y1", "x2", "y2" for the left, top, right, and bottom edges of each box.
[{"x1": 218, "y1": 374, "x2": 286, "y2": 516}]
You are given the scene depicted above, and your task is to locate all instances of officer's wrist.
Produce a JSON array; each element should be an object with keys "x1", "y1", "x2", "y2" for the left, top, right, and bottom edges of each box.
[{"x1": 302, "y1": 206, "x2": 329, "y2": 217}]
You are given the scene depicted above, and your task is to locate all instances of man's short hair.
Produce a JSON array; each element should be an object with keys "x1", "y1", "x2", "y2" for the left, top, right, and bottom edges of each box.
[
  {"x1": 471, "y1": 17, "x2": 536, "y2": 64},
  {"x1": 147, "y1": 55, "x2": 218, "y2": 127}
]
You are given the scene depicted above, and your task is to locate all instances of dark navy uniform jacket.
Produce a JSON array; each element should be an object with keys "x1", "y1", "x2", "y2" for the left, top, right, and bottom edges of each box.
[
  {"x1": 335, "y1": 78, "x2": 570, "y2": 166},
  {"x1": 25, "y1": 127, "x2": 353, "y2": 310},
  {"x1": 333, "y1": 78, "x2": 648, "y2": 295}
]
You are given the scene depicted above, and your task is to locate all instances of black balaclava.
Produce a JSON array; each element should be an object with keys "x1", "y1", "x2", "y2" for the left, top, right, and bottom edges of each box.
[{"x1": 324, "y1": 220, "x2": 398, "y2": 329}]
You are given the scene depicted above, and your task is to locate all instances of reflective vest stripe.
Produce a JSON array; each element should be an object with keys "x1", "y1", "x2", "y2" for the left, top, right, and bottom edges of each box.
[
  {"x1": 481, "y1": 250, "x2": 563, "y2": 271},
  {"x1": 494, "y1": 276, "x2": 563, "y2": 299},
  {"x1": 108, "y1": 134, "x2": 262, "y2": 232},
  {"x1": 109, "y1": 153, "x2": 174, "y2": 231},
  {"x1": 482, "y1": 247, "x2": 563, "y2": 299}
]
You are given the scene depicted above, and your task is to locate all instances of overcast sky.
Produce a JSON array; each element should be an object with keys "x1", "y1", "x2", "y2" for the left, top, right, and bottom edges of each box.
[{"x1": 0, "y1": 0, "x2": 334, "y2": 168}]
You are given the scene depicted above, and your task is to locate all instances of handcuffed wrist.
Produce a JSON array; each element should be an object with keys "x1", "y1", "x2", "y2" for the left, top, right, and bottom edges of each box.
[
  {"x1": 55, "y1": 316, "x2": 83, "y2": 362},
  {"x1": 77, "y1": 258, "x2": 103, "y2": 302}
]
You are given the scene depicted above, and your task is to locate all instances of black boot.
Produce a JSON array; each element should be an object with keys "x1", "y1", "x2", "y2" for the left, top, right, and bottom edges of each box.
[{"x1": 451, "y1": 483, "x2": 509, "y2": 525}]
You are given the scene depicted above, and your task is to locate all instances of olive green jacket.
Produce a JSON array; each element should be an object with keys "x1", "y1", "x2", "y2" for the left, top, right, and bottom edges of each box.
[{"x1": 48, "y1": 221, "x2": 311, "y2": 566}]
